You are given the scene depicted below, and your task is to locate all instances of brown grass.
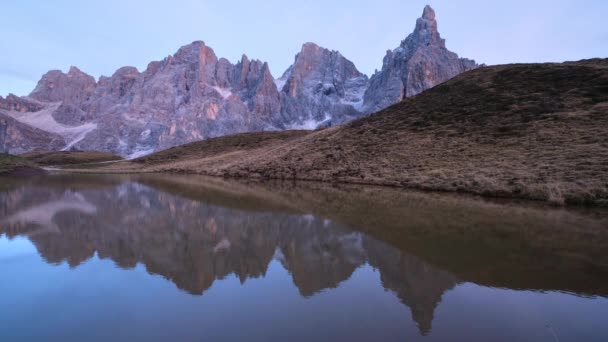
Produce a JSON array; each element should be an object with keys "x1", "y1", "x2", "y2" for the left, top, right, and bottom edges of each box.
[
  {"x1": 67, "y1": 59, "x2": 608, "y2": 206},
  {"x1": 0, "y1": 153, "x2": 44, "y2": 176},
  {"x1": 21, "y1": 150, "x2": 123, "y2": 166}
]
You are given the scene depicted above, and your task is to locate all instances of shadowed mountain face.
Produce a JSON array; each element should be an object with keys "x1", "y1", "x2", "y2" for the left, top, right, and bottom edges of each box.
[
  {"x1": 0, "y1": 118, "x2": 6, "y2": 152},
  {"x1": 0, "y1": 5, "x2": 476, "y2": 156},
  {"x1": 1, "y1": 174, "x2": 607, "y2": 337}
]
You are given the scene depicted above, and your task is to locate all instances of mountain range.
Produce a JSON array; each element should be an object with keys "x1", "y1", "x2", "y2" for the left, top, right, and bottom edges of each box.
[{"x1": 0, "y1": 5, "x2": 477, "y2": 157}]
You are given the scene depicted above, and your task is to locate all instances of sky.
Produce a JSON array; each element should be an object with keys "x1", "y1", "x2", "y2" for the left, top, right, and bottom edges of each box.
[{"x1": 1, "y1": 0, "x2": 607, "y2": 97}]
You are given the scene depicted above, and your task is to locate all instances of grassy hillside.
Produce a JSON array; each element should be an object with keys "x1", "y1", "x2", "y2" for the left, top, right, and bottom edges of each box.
[
  {"x1": 21, "y1": 150, "x2": 123, "y2": 166},
  {"x1": 0, "y1": 153, "x2": 44, "y2": 176},
  {"x1": 75, "y1": 59, "x2": 608, "y2": 205},
  {"x1": 135, "y1": 130, "x2": 310, "y2": 166}
]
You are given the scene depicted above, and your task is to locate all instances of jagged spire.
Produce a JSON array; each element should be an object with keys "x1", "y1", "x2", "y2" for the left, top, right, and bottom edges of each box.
[
  {"x1": 422, "y1": 5, "x2": 436, "y2": 21},
  {"x1": 412, "y1": 5, "x2": 442, "y2": 47},
  {"x1": 363, "y1": 4, "x2": 478, "y2": 112}
]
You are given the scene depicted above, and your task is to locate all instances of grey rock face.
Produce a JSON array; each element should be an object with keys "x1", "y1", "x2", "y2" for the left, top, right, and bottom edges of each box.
[
  {"x1": 3, "y1": 5, "x2": 476, "y2": 156},
  {"x1": 0, "y1": 94, "x2": 44, "y2": 112},
  {"x1": 362, "y1": 5, "x2": 478, "y2": 113},
  {"x1": 0, "y1": 111, "x2": 65, "y2": 153},
  {"x1": 278, "y1": 43, "x2": 368, "y2": 128},
  {"x1": 232, "y1": 55, "x2": 281, "y2": 124},
  {"x1": 30, "y1": 66, "x2": 97, "y2": 105},
  {"x1": 0, "y1": 95, "x2": 67, "y2": 153},
  {"x1": 3, "y1": 41, "x2": 283, "y2": 157}
]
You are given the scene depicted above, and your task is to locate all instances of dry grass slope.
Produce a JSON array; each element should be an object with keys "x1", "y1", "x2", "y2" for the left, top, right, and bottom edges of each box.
[
  {"x1": 0, "y1": 153, "x2": 44, "y2": 176},
  {"x1": 21, "y1": 150, "x2": 123, "y2": 166},
  {"x1": 80, "y1": 59, "x2": 608, "y2": 205}
]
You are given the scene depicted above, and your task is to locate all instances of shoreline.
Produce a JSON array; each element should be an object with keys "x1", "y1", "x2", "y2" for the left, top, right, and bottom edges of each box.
[{"x1": 48, "y1": 164, "x2": 608, "y2": 208}]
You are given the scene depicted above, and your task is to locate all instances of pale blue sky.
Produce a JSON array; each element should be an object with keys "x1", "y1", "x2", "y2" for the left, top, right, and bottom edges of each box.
[{"x1": 1, "y1": 0, "x2": 607, "y2": 96}]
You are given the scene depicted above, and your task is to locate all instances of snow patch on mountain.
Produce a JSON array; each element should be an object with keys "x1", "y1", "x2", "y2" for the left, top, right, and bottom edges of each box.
[
  {"x1": 212, "y1": 86, "x2": 233, "y2": 99},
  {"x1": 127, "y1": 146, "x2": 156, "y2": 160},
  {"x1": 288, "y1": 114, "x2": 330, "y2": 130},
  {"x1": 6, "y1": 102, "x2": 97, "y2": 150},
  {"x1": 62, "y1": 124, "x2": 98, "y2": 151},
  {"x1": 274, "y1": 78, "x2": 287, "y2": 91}
]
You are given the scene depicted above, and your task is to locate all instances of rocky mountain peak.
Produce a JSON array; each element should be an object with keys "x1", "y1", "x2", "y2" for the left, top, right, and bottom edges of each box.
[
  {"x1": 29, "y1": 67, "x2": 96, "y2": 104},
  {"x1": 113, "y1": 66, "x2": 140, "y2": 79},
  {"x1": 422, "y1": 4, "x2": 435, "y2": 21},
  {"x1": 299, "y1": 42, "x2": 323, "y2": 55},
  {"x1": 172, "y1": 40, "x2": 217, "y2": 66},
  {"x1": 5, "y1": 5, "x2": 478, "y2": 156},
  {"x1": 233, "y1": 54, "x2": 265, "y2": 91},
  {"x1": 284, "y1": 42, "x2": 365, "y2": 97},
  {"x1": 242, "y1": 61, "x2": 281, "y2": 119},
  {"x1": 260, "y1": 62, "x2": 273, "y2": 79},
  {"x1": 67, "y1": 66, "x2": 88, "y2": 77},
  {"x1": 362, "y1": 5, "x2": 477, "y2": 112},
  {"x1": 277, "y1": 42, "x2": 368, "y2": 127},
  {"x1": 407, "y1": 4, "x2": 443, "y2": 49},
  {"x1": 94, "y1": 66, "x2": 140, "y2": 100},
  {"x1": 295, "y1": 42, "x2": 360, "y2": 74}
]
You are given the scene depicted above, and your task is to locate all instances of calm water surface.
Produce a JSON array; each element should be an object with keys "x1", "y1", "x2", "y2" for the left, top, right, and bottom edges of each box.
[{"x1": 1, "y1": 174, "x2": 607, "y2": 341}]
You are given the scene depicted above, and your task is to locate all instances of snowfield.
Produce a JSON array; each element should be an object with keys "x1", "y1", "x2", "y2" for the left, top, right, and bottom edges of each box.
[
  {"x1": 212, "y1": 86, "x2": 233, "y2": 99},
  {"x1": 288, "y1": 113, "x2": 330, "y2": 130},
  {"x1": 274, "y1": 78, "x2": 287, "y2": 91}
]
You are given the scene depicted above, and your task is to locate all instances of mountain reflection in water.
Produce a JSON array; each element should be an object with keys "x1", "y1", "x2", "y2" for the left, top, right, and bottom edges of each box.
[{"x1": 1, "y1": 174, "x2": 607, "y2": 341}]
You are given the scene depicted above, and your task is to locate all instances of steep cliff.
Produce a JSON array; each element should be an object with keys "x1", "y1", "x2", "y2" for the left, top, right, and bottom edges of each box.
[
  {"x1": 363, "y1": 5, "x2": 478, "y2": 113},
  {"x1": 1, "y1": 5, "x2": 476, "y2": 156}
]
